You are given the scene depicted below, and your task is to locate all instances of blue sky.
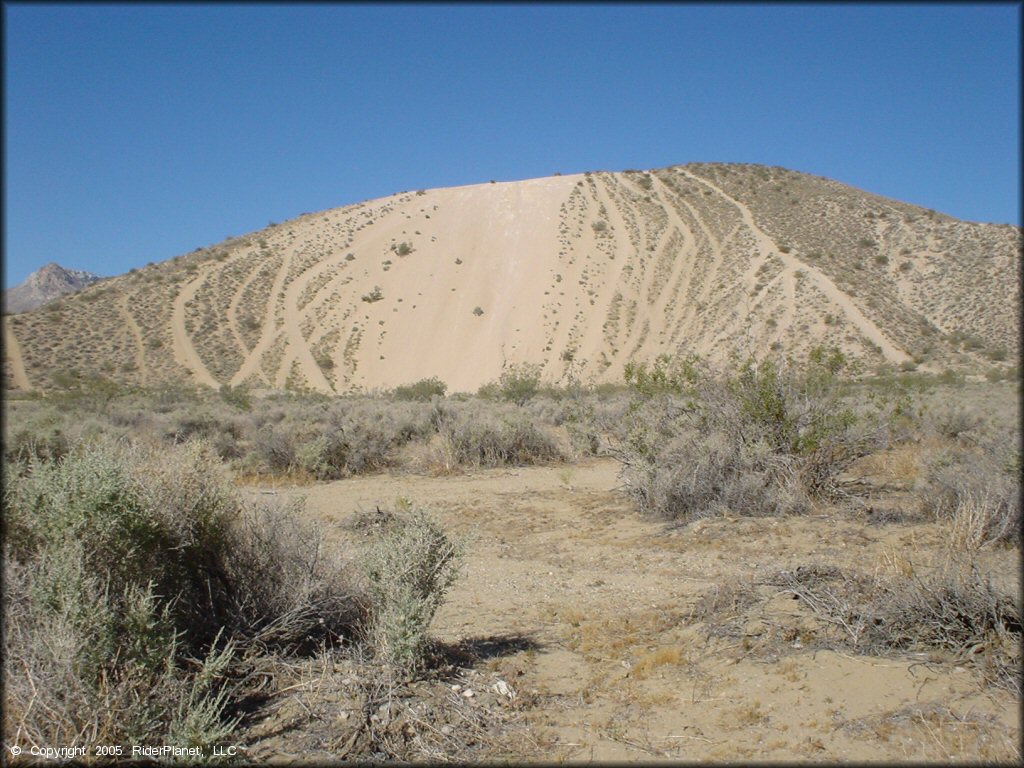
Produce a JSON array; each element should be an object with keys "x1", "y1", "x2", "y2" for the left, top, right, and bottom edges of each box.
[{"x1": 4, "y1": 3, "x2": 1020, "y2": 288}]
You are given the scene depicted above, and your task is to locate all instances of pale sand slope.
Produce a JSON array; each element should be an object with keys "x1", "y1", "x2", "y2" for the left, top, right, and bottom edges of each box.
[{"x1": 332, "y1": 176, "x2": 579, "y2": 393}]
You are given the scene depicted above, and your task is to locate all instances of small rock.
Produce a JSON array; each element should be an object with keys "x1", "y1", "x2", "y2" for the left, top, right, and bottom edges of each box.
[
  {"x1": 451, "y1": 684, "x2": 462, "y2": 693},
  {"x1": 440, "y1": 725, "x2": 453, "y2": 736},
  {"x1": 744, "y1": 620, "x2": 767, "y2": 636},
  {"x1": 462, "y1": 688, "x2": 475, "y2": 698},
  {"x1": 491, "y1": 680, "x2": 517, "y2": 700}
]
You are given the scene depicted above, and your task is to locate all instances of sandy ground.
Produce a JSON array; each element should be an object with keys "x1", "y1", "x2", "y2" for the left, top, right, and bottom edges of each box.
[
  {"x1": 241, "y1": 458, "x2": 1020, "y2": 762},
  {"x1": 3, "y1": 319, "x2": 31, "y2": 390}
]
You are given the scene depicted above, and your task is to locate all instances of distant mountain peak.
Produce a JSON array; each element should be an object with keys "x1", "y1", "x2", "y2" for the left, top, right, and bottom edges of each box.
[{"x1": 3, "y1": 263, "x2": 104, "y2": 314}]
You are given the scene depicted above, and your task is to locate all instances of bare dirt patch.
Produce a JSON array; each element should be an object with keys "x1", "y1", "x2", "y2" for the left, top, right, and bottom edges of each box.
[{"x1": 239, "y1": 458, "x2": 1020, "y2": 762}]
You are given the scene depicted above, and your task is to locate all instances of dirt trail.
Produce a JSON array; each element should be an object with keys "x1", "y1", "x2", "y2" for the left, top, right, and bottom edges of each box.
[
  {"x1": 683, "y1": 170, "x2": 911, "y2": 364},
  {"x1": 3, "y1": 320, "x2": 32, "y2": 390},
  {"x1": 118, "y1": 295, "x2": 147, "y2": 387},
  {"x1": 276, "y1": 257, "x2": 339, "y2": 394},
  {"x1": 230, "y1": 251, "x2": 292, "y2": 388},
  {"x1": 650, "y1": 178, "x2": 697, "y2": 317},
  {"x1": 225, "y1": 258, "x2": 266, "y2": 361},
  {"x1": 253, "y1": 458, "x2": 1019, "y2": 762},
  {"x1": 581, "y1": 176, "x2": 640, "y2": 365},
  {"x1": 170, "y1": 266, "x2": 219, "y2": 388}
]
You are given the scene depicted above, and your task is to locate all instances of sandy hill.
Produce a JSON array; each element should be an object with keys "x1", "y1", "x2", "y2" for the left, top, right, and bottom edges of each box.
[
  {"x1": 3, "y1": 164, "x2": 1020, "y2": 393},
  {"x1": 3, "y1": 262, "x2": 104, "y2": 315}
]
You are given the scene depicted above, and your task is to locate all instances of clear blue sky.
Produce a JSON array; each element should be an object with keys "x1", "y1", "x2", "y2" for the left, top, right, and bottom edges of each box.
[{"x1": 4, "y1": 3, "x2": 1020, "y2": 288}]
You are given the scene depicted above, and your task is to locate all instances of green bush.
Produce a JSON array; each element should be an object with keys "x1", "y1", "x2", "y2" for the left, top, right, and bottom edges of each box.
[
  {"x1": 616, "y1": 350, "x2": 886, "y2": 521},
  {"x1": 360, "y1": 506, "x2": 463, "y2": 673},
  {"x1": 392, "y1": 377, "x2": 447, "y2": 401},
  {"x1": 488, "y1": 363, "x2": 543, "y2": 406},
  {"x1": 623, "y1": 354, "x2": 700, "y2": 397},
  {"x1": 3, "y1": 438, "x2": 364, "y2": 749}
]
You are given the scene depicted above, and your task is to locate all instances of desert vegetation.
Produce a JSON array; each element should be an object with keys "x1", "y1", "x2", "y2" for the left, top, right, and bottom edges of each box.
[{"x1": 2, "y1": 351, "x2": 1019, "y2": 761}]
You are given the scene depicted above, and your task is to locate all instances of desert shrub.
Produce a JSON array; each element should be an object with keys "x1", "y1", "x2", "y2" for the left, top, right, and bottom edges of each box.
[
  {"x1": 483, "y1": 363, "x2": 543, "y2": 406},
  {"x1": 522, "y1": 394, "x2": 572, "y2": 427},
  {"x1": 392, "y1": 377, "x2": 447, "y2": 401},
  {"x1": 560, "y1": 390, "x2": 634, "y2": 457},
  {"x1": 4, "y1": 552, "x2": 239, "y2": 749},
  {"x1": 3, "y1": 438, "x2": 365, "y2": 750},
  {"x1": 248, "y1": 399, "x2": 434, "y2": 479},
  {"x1": 922, "y1": 403, "x2": 984, "y2": 441},
  {"x1": 253, "y1": 422, "x2": 297, "y2": 473},
  {"x1": 360, "y1": 506, "x2": 463, "y2": 673},
  {"x1": 623, "y1": 354, "x2": 700, "y2": 397},
  {"x1": 4, "y1": 409, "x2": 69, "y2": 464},
  {"x1": 106, "y1": 403, "x2": 158, "y2": 431},
  {"x1": 773, "y1": 557, "x2": 1020, "y2": 693},
  {"x1": 616, "y1": 350, "x2": 890, "y2": 522},
  {"x1": 219, "y1": 383, "x2": 252, "y2": 411},
  {"x1": 3, "y1": 441, "x2": 239, "y2": 748},
  {"x1": 433, "y1": 404, "x2": 563, "y2": 469},
  {"x1": 225, "y1": 499, "x2": 365, "y2": 650},
  {"x1": 621, "y1": 422, "x2": 808, "y2": 521},
  {"x1": 919, "y1": 438, "x2": 1020, "y2": 547}
]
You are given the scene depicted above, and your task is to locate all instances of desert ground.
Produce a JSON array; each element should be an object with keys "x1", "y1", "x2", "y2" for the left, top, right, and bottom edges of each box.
[
  {"x1": 231, "y1": 383, "x2": 1020, "y2": 763},
  {"x1": 243, "y1": 462, "x2": 1018, "y2": 762}
]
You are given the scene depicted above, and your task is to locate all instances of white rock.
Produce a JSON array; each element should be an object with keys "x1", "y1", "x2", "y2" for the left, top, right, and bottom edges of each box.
[
  {"x1": 491, "y1": 680, "x2": 517, "y2": 700},
  {"x1": 462, "y1": 688, "x2": 475, "y2": 698}
]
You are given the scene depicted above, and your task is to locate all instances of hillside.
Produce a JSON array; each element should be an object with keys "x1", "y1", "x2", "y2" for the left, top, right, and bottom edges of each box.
[
  {"x1": 3, "y1": 164, "x2": 1019, "y2": 393},
  {"x1": 2, "y1": 262, "x2": 104, "y2": 315}
]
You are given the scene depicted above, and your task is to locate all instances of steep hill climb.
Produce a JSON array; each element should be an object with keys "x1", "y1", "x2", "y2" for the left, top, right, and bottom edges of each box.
[{"x1": 3, "y1": 163, "x2": 1019, "y2": 393}]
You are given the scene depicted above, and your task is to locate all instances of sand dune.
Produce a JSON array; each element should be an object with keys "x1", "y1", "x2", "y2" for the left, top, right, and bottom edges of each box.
[{"x1": 4, "y1": 164, "x2": 1019, "y2": 393}]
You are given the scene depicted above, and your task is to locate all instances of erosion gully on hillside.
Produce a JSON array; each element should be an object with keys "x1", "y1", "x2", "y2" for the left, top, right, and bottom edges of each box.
[{"x1": 238, "y1": 457, "x2": 1019, "y2": 763}]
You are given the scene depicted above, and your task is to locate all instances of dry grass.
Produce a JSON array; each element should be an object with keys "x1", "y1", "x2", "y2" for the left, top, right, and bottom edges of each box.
[
  {"x1": 768, "y1": 554, "x2": 1021, "y2": 694},
  {"x1": 835, "y1": 703, "x2": 1020, "y2": 762}
]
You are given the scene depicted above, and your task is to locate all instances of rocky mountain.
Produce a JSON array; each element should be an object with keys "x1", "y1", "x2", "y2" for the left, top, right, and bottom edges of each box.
[
  {"x1": 3, "y1": 163, "x2": 1019, "y2": 393},
  {"x1": 3, "y1": 263, "x2": 104, "y2": 315}
]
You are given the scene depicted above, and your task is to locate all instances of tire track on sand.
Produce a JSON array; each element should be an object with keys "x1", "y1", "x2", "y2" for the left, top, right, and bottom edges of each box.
[
  {"x1": 230, "y1": 251, "x2": 293, "y2": 387},
  {"x1": 3, "y1": 320, "x2": 32, "y2": 390},
  {"x1": 119, "y1": 295, "x2": 147, "y2": 386},
  {"x1": 274, "y1": 254, "x2": 346, "y2": 394},
  {"x1": 170, "y1": 266, "x2": 219, "y2": 388},
  {"x1": 684, "y1": 171, "x2": 911, "y2": 364}
]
